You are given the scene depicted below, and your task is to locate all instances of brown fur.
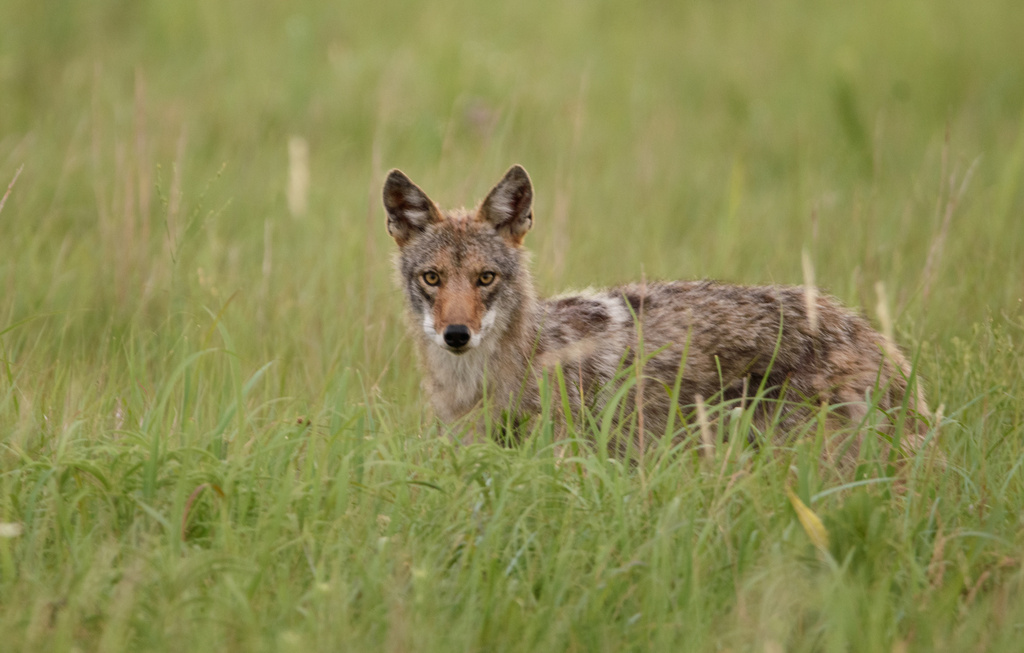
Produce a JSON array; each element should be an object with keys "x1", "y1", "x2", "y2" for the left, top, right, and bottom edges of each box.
[{"x1": 384, "y1": 165, "x2": 929, "y2": 462}]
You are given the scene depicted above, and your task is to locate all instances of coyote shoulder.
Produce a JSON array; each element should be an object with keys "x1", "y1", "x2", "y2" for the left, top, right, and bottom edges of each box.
[{"x1": 383, "y1": 165, "x2": 928, "y2": 457}]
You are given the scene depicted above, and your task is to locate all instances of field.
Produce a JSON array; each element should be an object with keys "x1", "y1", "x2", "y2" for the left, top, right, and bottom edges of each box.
[{"x1": 2, "y1": 0, "x2": 1024, "y2": 650}]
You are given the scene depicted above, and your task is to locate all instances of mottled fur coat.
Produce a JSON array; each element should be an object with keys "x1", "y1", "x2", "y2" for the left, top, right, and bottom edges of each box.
[{"x1": 384, "y1": 165, "x2": 928, "y2": 459}]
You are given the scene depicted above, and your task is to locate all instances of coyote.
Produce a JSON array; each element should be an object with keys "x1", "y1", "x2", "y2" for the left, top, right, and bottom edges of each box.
[{"x1": 384, "y1": 165, "x2": 928, "y2": 459}]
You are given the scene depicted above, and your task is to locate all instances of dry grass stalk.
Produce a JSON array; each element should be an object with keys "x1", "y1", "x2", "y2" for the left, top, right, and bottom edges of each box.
[
  {"x1": 921, "y1": 138, "x2": 980, "y2": 305},
  {"x1": 695, "y1": 393, "x2": 713, "y2": 457},
  {"x1": 287, "y1": 135, "x2": 310, "y2": 218},
  {"x1": 0, "y1": 164, "x2": 23, "y2": 215},
  {"x1": 165, "y1": 125, "x2": 188, "y2": 259},
  {"x1": 634, "y1": 272, "x2": 647, "y2": 455},
  {"x1": 801, "y1": 247, "x2": 818, "y2": 338},
  {"x1": 874, "y1": 281, "x2": 902, "y2": 364}
]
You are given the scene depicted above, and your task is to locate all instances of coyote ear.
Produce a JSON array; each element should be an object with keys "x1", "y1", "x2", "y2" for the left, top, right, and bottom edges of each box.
[
  {"x1": 383, "y1": 169, "x2": 442, "y2": 246},
  {"x1": 478, "y1": 165, "x2": 533, "y2": 246}
]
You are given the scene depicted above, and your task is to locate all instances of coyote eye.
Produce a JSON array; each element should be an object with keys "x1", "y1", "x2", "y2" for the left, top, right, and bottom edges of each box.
[
  {"x1": 422, "y1": 271, "x2": 441, "y2": 286},
  {"x1": 478, "y1": 271, "x2": 496, "y2": 286}
]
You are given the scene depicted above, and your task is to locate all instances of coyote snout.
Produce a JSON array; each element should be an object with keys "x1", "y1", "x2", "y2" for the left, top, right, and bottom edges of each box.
[
  {"x1": 384, "y1": 164, "x2": 930, "y2": 460},
  {"x1": 421, "y1": 291, "x2": 498, "y2": 355}
]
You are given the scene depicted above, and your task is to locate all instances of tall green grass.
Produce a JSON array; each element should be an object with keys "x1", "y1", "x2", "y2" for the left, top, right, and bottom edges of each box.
[{"x1": 1, "y1": 0, "x2": 1023, "y2": 650}]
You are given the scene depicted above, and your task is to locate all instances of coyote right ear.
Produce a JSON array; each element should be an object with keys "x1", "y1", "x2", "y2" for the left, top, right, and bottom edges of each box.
[
  {"x1": 478, "y1": 165, "x2": 533, "y2": 246},
  {"x1": 383, "y1": 169, "x2": 442, "y2": 246}
]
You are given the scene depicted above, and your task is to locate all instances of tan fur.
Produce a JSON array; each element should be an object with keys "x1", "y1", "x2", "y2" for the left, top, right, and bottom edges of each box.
[{"x1": 384, "y1": 166, "x2": 930, "y2": 462}]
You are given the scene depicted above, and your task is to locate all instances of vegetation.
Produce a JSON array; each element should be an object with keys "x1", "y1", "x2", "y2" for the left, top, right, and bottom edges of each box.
[{"x1": 1, "y1": 0, "x2": 1023, "y2": 650}]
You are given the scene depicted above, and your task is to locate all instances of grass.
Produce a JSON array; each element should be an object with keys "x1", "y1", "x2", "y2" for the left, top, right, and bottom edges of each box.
[{"x1": 1, "y1": 0, "x2": 1024, "y2": 650}]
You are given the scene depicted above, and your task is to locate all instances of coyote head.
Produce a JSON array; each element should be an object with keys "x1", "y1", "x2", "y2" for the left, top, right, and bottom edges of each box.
[{"x1": 383, "y1": 165, "x2": 534, "y2": 355}]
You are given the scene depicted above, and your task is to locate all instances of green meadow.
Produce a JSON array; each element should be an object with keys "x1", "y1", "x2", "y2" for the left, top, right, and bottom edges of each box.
[{"x1": 2, "y1": 0, "x2": 1024, "y2": 650}]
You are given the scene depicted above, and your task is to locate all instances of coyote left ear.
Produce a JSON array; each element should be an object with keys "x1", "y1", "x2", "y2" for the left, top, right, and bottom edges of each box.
[
  {"x1": 383, "y1": 169, "x2": 443, "y2": 247},
  {"x1": 478, "y1": 165, "x2": 533, "y2": 246}
]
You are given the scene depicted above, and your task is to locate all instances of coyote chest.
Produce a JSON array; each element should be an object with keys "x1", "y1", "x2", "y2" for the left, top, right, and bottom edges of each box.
[{"x1": 384, "y1": 165, "x2": 927, "y2": 452}]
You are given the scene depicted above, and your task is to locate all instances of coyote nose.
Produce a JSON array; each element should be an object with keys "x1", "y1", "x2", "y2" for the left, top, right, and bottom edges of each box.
[{"x1": 443, "y1": 324, "x2": 471, "y2": 348}]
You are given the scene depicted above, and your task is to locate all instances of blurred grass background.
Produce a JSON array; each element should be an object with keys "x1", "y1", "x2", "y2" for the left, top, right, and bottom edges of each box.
[{"x1": 2, "y1": 0, "x2": 1024, "y2": 650}]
